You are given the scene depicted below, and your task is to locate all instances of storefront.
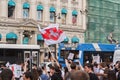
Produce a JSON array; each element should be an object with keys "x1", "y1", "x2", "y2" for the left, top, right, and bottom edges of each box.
[{"x1": 0, "y1": 44, "x2": 40, "y2": 68}]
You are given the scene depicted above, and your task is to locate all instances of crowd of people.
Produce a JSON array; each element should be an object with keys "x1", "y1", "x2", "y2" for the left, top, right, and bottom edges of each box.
[{"x1": 0, "y1": 55, "x2": 120, "y2": 80}]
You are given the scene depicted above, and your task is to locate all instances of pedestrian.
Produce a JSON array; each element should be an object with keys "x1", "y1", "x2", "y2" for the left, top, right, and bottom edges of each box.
[
  {"x1": 0, "y1": 68, "x2": 13, "y2": 80},
  {"x1": 68, "y1": 70, "x2": 90, "y2": 80},
  {"x1": 84, "y1": 63, "x2": 99, "y2": 80},
  {"x1": 22, "y1": 71, "x2": 33, "y2": 80}
]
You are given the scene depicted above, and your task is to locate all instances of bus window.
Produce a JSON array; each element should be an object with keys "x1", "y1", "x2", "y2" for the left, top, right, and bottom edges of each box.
[
  {"x1": 83, "y1": 51, "x2": 114, "y2": 65},
  {"x1": 60, "y1": 50, "x2": 79, "y2": 60}
]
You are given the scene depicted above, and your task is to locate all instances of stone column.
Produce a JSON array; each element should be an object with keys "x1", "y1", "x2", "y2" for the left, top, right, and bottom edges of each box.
[
  {"x1": 82, "y1": 0, "x2": 87, "y2": 30},
  {"x1": 44, "y1": 2, "x2": 49, "y2": 23},
  {"x1": 29, "y1": 30, "x2": 36, "y2": 44},
  {"x1": 78, "y1": 0, "x2": 82, "y2": 26},
  {"x1": 67, "y1": 9, "x2": 72, "y2": 25},
  {"x1": 29, "y1": 1, "x2": 36, "y2": 20},
  {"x1": 15, "y1": 0, "x2": 22, "y2": 19},
  {"x1": 34, "y1": 32, "x2": 37, "y2": 45},
  {"x1": 0, "y1": 0, "x2": 8, "y2": 18}
]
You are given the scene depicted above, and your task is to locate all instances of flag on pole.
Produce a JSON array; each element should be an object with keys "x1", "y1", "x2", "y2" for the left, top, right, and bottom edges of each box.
[{"x1": 38, "y1": 24, "x2": 66, "y2": 45}]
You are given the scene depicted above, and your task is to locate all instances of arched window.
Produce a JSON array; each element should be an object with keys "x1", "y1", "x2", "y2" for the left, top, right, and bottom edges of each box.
[
  {"x1": 49, "y1": 6, "x2": 56, "y2": 23},
  {"x1": 37, "y1": 34, "x2": 44, "y2": 47},
  {"x1": 23, "y1": 2, "x2": 30, "y2": 19},
  {"x1": 72, "y1": 10, "x2": 78, "y2": 25},
  {"x1": 6, "y1": 32, "x2": 18, "y2": 44},
  {"x1": 61, "y1": 8, "x2": 67, "y2": 24},
  {"x1": 37, "y1": 4, "x2": 43, "y2": 21},
  {"x1": 0, "y1": 34, "x2": 2, "y2": 41},
  {"x1": 8, "y1": 0, "x2": 16, "y2": 18}
]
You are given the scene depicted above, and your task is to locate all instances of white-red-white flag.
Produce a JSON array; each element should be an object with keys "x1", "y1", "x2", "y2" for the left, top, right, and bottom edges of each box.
[{"x1": 38, "y1": 24, "x2": 66, "y2": 45}]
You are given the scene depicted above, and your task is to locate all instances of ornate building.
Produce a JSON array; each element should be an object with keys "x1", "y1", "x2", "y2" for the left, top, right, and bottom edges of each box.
[{"x1": 0, "y1": 0, "x2": 87, "y2": 63}]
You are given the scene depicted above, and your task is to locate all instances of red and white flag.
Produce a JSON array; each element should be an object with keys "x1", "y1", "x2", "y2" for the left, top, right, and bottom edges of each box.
[{"x1": 38, "y1": 24, "x2": 66, "y2": 45}]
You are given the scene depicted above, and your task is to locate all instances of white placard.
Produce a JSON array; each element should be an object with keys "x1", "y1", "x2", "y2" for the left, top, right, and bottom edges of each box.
[
  {"x1": 93, "y1": 55, "x2": 100, "y2": 64},
  {"x1": 9, "y1": 64, "x2": 22, "y2": 78},
  {"x1": 68, "y1": 53, "x2": 74, "y2": 60}
]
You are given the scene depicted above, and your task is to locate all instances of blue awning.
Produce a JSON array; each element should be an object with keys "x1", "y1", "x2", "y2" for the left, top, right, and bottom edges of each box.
[
  {"x1": 8, "y1": 0, "x2": 16, "y2": 6},
  {"x1": 61, "y1": 8, "x2": 67, "y2": 14},
  {"x1": 63, "y1": 37, "x2": 69, "y2": 43},
  {"x1": 72, "y1": 10, "x2": 78, "y2": 16},
  {"x1": 37, "y1": 34, "x2": 44, "y2": 40},
  {"x1": 37, "y1": 5, "x2": 43, "y2": 11},
  {"x1": 71, "y1": 36, "x2": 79, "y2": 43},
  {"x1": 77, "y1": 43, "x2": 96, "y2": 51},
  {"x1": 0, "y1": 34, "x2": 2, "y2": 39},
  {"x1": 23, "y1": 2, "x2": 30, "y2": 9},
  {"x1": 6, "y1": 32, "x2": 18, "y2": 39},
  {"x1": 49, "y1": 6, "x2": 56, "y2": 12},
  {"x1": 98, "y1": 44, "x2": 115, "y2": 51}
]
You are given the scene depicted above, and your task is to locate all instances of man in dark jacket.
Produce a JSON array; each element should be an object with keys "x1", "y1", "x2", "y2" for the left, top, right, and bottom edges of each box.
[
  {"x1": 84, "y1": 63, "x2": 99, "y2": 80},
  {"x1": 48, "y1": 64, "x2": 63, "y2": 80}
]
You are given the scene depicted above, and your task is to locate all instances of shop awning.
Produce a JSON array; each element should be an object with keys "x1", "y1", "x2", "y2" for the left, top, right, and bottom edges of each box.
[
  {"x1": 72, "y1": 10, "x2": 78, "y2": 16},
  {"x1": 37, "y1": 4, "x2": 43, "y2": 11},
  {"x1": 37, "y1": 34, "x2": 44, "y2": 40},
  {"x1": 6, "y1": 32, "x2": 18, "y2": 39},
  {"x1": 71, "y1": 36, "x2": 79, "y2": 43},
  {"x1": 61, "y1": 8, "x2": 67, "y2": 14},
  {"x1": 8, "y1": 0, "x2": 16, "y2": 6},
  {"x1": 23, "y1": 2, "x2": 30, "y2": 9},
  {"x1": 0, "y1": 34, "x2": 2, "y2": 39},
  {"x1": 49, "y1": 6, "x2": 56, "y2": 12},
  {"x1": 63, "y1": 37, "x2": 69, "y2": 43}
]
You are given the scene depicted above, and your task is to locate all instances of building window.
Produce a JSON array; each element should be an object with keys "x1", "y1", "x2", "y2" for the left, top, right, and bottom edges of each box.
[
  {"x1": 8, "y1": 0, "x2": 16, "y2": 18},
  {"x1": 50, "y1": 12, "x2": 55, "y2": 23},
  {"x1": 72, "y1": 15, "x2": 77, "y2": 25},
  {"x1": 6, "y1": 39, "x2": 17, "y2": 44},
  {"x1": 61, "y1": 14, "x2": 66, "y2": 24},
  {"x1": 8, "y1": 6, "x2": 15, "y2": 18},
  {"x1": 37, "y1": 11, "x2": 43, "y2": 21},
  {"x1": 22, "y1": 30, "x2": 31, "y2": 44},
  {"x1": 37, "y1": 40, "x2": 44, "y2": 47},
  {"x1": 23, "y1": 9, "x2": 29, "y2": 19}
]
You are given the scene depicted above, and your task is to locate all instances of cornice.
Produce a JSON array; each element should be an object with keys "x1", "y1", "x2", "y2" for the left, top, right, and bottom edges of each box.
[
  {"x1": 61, "y1": 27, "x2": 85, "y2": 33},
  {"x1": 0, "y1": 18, "x2": 86, "y2": 33},
  {"x1": 0, "y1": 18, "x2": 39, "y2": 27}
]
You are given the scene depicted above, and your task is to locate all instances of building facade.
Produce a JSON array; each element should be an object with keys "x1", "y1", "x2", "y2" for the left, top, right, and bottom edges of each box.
[
  {"x1": 0, "y1": 0, "x2": 87, "y2": 62},
  {"x1": 86, "y1": 0, "x2": 120, "y2": 43}
]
